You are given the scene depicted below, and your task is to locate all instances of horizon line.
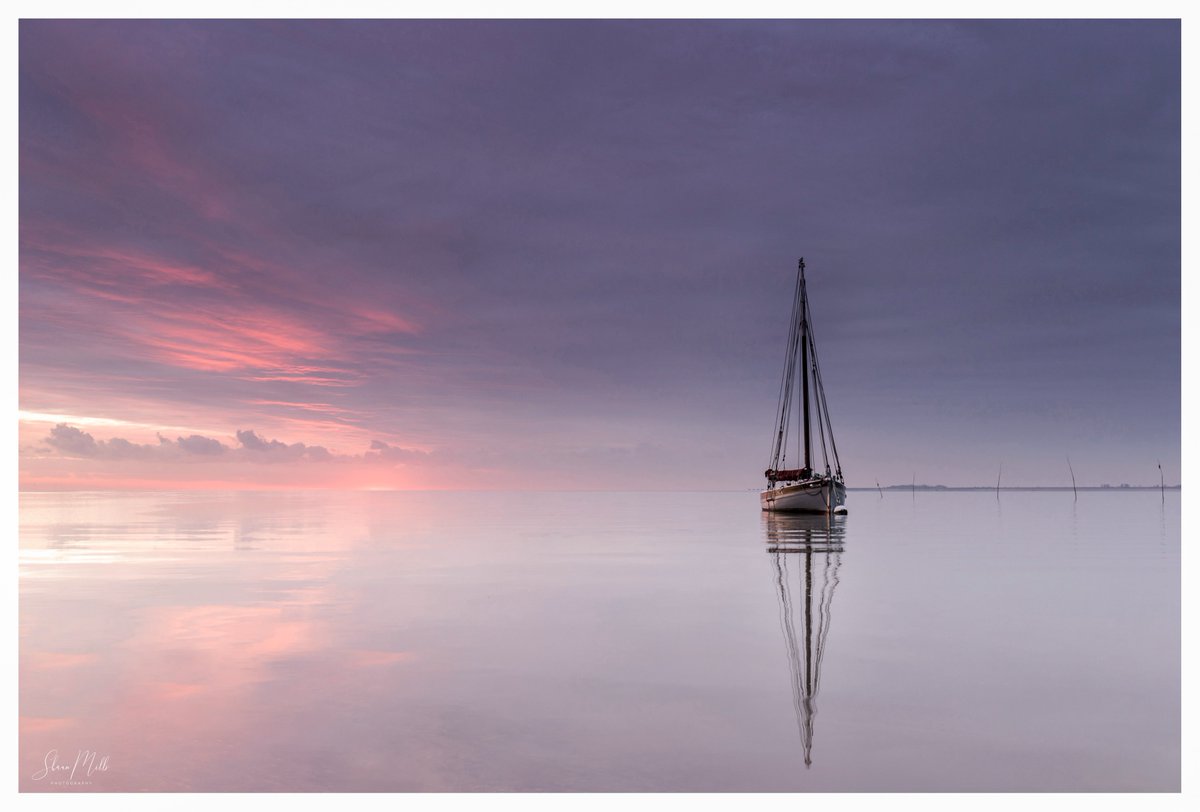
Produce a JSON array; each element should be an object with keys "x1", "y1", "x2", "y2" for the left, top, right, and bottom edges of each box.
[{"x1": 18, "y1": 484, "x2": 1183, "y2": 494}]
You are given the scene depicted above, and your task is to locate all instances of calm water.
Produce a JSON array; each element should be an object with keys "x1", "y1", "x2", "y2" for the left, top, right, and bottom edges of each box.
[{"x1": 19, "y1": 489, "x2": 1180, "y2": 792}]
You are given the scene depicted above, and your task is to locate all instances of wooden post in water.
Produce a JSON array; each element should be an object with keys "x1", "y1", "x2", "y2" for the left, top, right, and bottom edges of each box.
[
  {"x1": 996, "y1": 463, "x2": 1002, "y2": 498},
  {"x1": 1067, "y1": 456, "x2": 1077, "y2": 501},
  {"x1": 876, "y1": 479, "x2": 883, "y2": 499},
  {"x1": 1159, "y1": 461, "x2": 1164, "y2": 502}
]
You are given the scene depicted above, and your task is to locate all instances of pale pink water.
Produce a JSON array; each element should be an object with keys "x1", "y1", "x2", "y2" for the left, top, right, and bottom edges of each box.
[{"x1": 19, "y1": 489, "x2": 1180, "y2": 791}]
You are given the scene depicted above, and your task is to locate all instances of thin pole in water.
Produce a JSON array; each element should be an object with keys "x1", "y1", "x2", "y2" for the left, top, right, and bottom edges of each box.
[
  {"x1": 1159, "y1": 461, "x2": 1164, "y2": 502},
  {"x1": 911, "y1": 473, "x2": 915, "y2": 500},
  {"x1": 1067, "y1": 456, "x2": 1077, "y2": 501},
  {"x1": 876, "y1": 479, "x2": 883, "y2": 499},
  {"x1": 996, "y1": 463, "x2": 1002, "y2": 498}
]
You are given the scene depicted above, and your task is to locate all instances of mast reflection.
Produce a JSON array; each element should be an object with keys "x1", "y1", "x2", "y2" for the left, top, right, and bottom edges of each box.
[{"x1": 765, "y1": 512, "x2": 846, "y2": 768}]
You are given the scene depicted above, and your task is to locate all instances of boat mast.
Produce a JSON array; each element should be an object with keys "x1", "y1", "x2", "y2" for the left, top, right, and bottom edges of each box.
[{"x1": 799, "y1": 259, "x2": 811, "y2": 473}]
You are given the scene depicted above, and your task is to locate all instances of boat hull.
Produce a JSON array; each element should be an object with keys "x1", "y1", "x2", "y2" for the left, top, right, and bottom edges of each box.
[{"x1": 760, "y1": 478, "x2": 846, "y2": 513}]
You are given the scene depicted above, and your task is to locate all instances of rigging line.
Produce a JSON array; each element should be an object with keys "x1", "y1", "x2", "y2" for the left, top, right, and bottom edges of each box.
[
  {"x1": 813, "y1": 549, "x2": 842, "y2": 696},
  {"x1": 774, "y1": 550, "x2": 807, "y2": 740},
  {"x1": 770, "y1": 270, "x2": 805, "y2": 469},
  {"x1": 771, "y1": 336, "x2": 793, "y2": 466},
  {"x1": 771, "y1": 339, "x2": 793, "y2": 469},
  {"x1": 786, "y1": 283, "x2": 806, "y2": 466},
  {"x1": 778, "y1": 320, "x2": 799, "y2": 469},
  {"x1": 808, "y1": 318, "x2": 841, "y2": 476},
  {"x1": 810, "y1": 548, "x2": 830, "y2": 697},
  {"x1": 811, "y1": 369, "x2": 830, "y2": 472},
  {"x1": 804, "y1": 301, "x2": 829, "y2": 472},
  {"x1": 805, "y1": 299, "x2": 834, "y2": 473},
  {"x1": 811, "y1": 332, "x2": 832, "y2": 474},
  {"x1": 769, "y1": 277, "x2": 796, "y2": 466},
  {"x1": 814, "y1": 361, "x2": 839, "y2": 475},
  {"x1": 814, "y1": 359, "x2": 837, "y2": 474},
  {"x1": 804, "y1": 546, "x2": 814, "y2": 698}
]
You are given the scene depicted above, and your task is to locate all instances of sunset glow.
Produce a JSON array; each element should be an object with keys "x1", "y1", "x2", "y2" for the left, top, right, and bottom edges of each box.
[
  {"x1": 19, "y1": 20, "x2": 1180, "y2": 489},
  {"x1": 16, "y1": 19, "x2": 1183, "y2": 795}
]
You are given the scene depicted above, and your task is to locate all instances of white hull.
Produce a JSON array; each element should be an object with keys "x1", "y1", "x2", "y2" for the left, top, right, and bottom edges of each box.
[{"x1": 760, "y1": 478, "x2": 846, "y2": 513}]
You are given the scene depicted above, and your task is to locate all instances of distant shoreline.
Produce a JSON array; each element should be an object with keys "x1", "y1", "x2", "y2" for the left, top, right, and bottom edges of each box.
[{"x1": 850, "y1": 485, "x2": 1181, "y2": 492}]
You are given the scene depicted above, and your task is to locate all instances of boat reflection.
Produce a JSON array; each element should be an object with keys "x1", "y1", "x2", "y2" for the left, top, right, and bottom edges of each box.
[{"x1": 764, "y1": 512, "x2": 845, "y2": 767}]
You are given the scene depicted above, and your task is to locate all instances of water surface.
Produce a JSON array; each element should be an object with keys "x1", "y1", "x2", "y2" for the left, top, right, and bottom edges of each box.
[{"x1": 19, "y1": 489, "x2": 1180, "y2": 791}]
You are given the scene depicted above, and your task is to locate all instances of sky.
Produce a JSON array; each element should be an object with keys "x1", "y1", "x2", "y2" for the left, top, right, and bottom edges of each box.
[{"x1": 18, "y1": 19, "x2": 1181, "y2": 490}]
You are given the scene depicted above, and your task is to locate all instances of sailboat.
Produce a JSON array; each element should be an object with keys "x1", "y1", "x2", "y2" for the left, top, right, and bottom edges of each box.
[
  {"x1": 762, "y1": 258, "x2": 847, "y2": 513},
  {"x1": 766, "y1": 512, "x2": 845, "y2": 767}
]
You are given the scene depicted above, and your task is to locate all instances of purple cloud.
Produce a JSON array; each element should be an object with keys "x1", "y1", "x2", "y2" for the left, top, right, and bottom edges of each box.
[
  {"x1": 235, "y1": 428, "x2": 331, "y2": 462},
  {"x1": 46, "y1": 424, "x2": 100, "y2": 457},
  {"x1": 365, "y1": 440, "x2": 429, "y2": 464},
  {"x1": 173, "y1": 434, "x2": 227, "y2": 455},
  {"x1": 46, "y1": 424, "x2": 337, "y2": 464}
]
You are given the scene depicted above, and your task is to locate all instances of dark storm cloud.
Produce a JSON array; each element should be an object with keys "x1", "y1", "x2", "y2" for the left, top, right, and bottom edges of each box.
[{"x1": 20, "y1": 20, "x2": 1180, "y2": 485}]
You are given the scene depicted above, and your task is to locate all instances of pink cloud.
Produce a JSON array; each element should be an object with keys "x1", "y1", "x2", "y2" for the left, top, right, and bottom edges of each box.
[
  {"x1": 354, "y1": 307, "x2": 421, "y2": 335},
  {"x1": 20, "y1": 717, "x2": 74, "y2": 734},
  {"x1": 23, "y1": 230, "x2": 422, "y2": 387},
  {"x1": 241, "y1": 374, "x2": 361, "y2": 387},
  {"x1": 57, "y1": 73, "x2": 235, "y2": 224},
  {"x1": 22, "y1": 228, "x2": 233, "y2": 291},
  {"x1": 249, "y1": 400, "x2": 358, "y2": 416},
  {"x1": 24, "y1": 652, "x2": 97, "y2": 670}
]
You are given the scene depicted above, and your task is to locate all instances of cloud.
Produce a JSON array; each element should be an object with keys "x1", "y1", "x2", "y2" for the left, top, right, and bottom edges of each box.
[
  {"x1": 45, "y1": 425, "x2": 159, "y2": 461},
  {"x1": 235, "y1": 429, "x2": 331, "y2": 462},
  {"x1": 306, "y1": 445, "x2": 333, "y2": 462},
  {"x1": 103, "y1": 437, "x2": 156, "y2": 460},
  {"x1": 235, "y1": 429, "x2": 277, "y2": 452},
  {"x1": 173, "y1": 434, "x2": 226, "y2": 455},
  {"x1": 46, "y1": 424, "x2": 100, "y2": 457},
  {"x1": 365, "y1": 439, "x2": 429, "y2": 464},
  {"x1": 44, "y1": 424, "x2": 334, "y2": 464},
  {"x1": 42, "y1": 424, "x2": 442, "y2": 470}
]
